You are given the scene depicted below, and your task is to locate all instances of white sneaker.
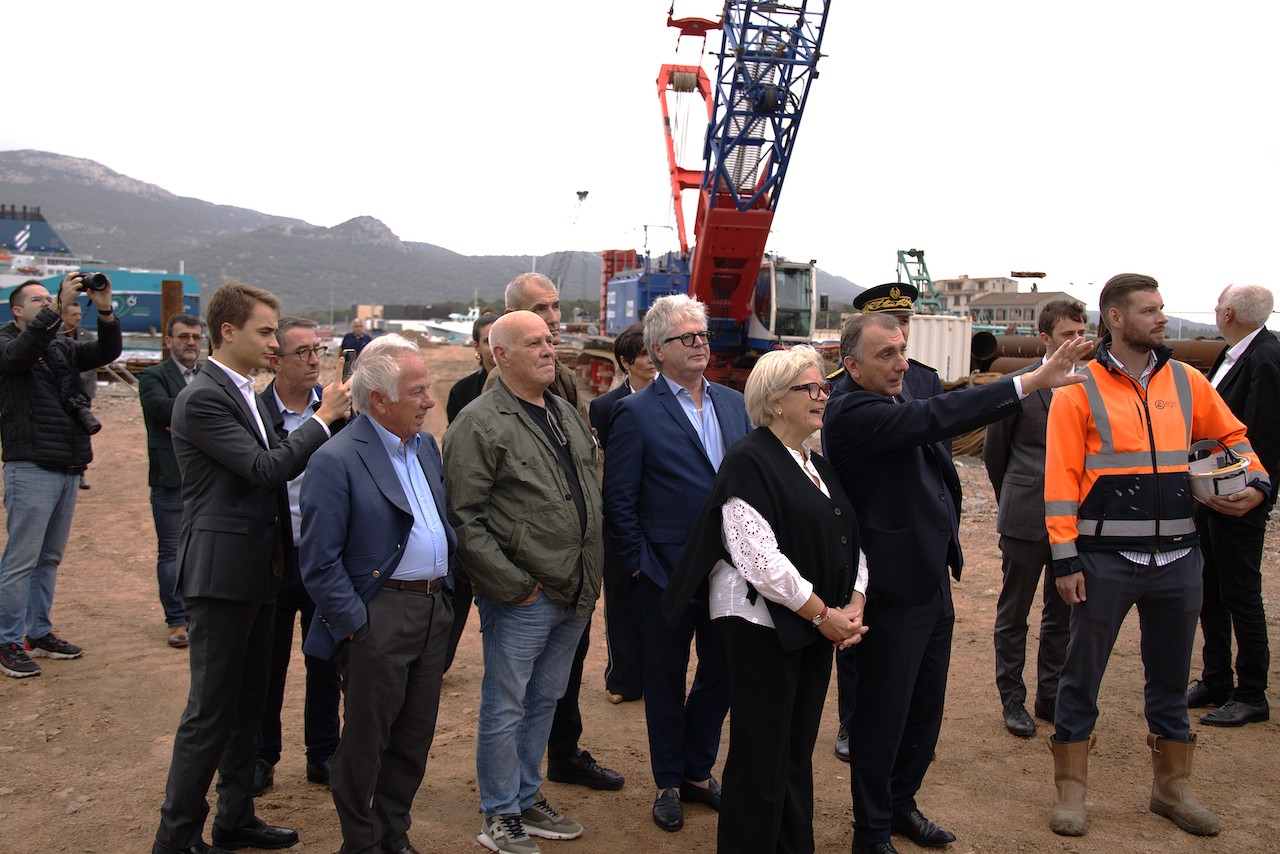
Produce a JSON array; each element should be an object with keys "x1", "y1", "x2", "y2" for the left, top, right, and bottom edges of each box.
[
  {"x1": 478, "y1": 813, "x2": 540, "y2": 854},
  {"x1": 521, "y1": 793, "x2": 584, "y2": 840}
]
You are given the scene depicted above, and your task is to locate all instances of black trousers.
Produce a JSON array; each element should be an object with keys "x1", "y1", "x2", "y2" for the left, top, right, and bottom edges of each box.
[
  {"x1": 547, "y1": 619, "x2": 590, "y2": 761},
  {"x1": 1055, "y1": 550, "x2": 1202, "y2": 743},
  {"x1": 257, "y1": 575, "x2": 341, "y2": 765},
  {"x1": 993, "y1": 535, "x2": 1070, "y2": 706},
  {"x1": 835, "y1": 645, "x2": 856, "y2": 730},
  {"x1": 156, "y1": 594, "x2": 274, "y2": 849},
  {"x1": 638, "y1": 574, "x2": 729, "y2": 788},
  {"x1": 602, "y1": 543, "x2": 644, "y2": 700},
  {"x1": 716, "y1": 618, "x2": 831, "y2": 854},
  {"x1": 1195, "y1": 503, "x2": 1271, "y2": 703},
  {"x1": 442, "y1": 571, "x2": 472, "y2": 673},
  {"x1": 332, "y1": 587, "x2": 452, "y2": 854},
  {"x1": 850, "y1": 588, "x2": 953, "y2": 844}
]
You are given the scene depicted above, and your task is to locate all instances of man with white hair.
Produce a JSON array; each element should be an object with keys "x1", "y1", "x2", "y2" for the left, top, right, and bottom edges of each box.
[
  {"x1": 603, "y1": 294, "x2": 752, "y2": 832},
  {"x1": 1187, "y1": 284, "x2": 1279, "y2": 727},
  {"x1": 301, "y1": 334, "x2": 454, "y2": 854},
  {"x1": 446, "y1": 311, "x2": 602, "y2": 853}
]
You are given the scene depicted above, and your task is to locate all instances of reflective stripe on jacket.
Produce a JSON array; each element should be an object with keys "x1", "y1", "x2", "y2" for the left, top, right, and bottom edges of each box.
[{"x1": 1045, "y1": 338, "x2": 1268, "y2": 561}]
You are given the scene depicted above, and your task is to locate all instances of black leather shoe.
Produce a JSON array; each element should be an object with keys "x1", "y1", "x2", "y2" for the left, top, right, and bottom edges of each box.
[
  {"x1": 891, "y1": 808, "x2": 956, "y2": 847},
  {"x1": 852, "y1": 837, "x2": 900, "y2": 854},
  {"x1": 307, "y1": 758, "x2": 332, "y2": 786},
  {"x1": 1003, "y1": 702, "x2": 1036, "y2": 738},
  {"x1": 383, "y1": 845, "x2": 421, "y2": 854},
  {"x1": 546, "y1": 748, "x2": 625, "y2": 790},
  {"x1": 1033, "y1": 696, "x2": 1056, "y2": 723},
  {"x1": 680, "y1": 775, "x2": 722, "y2": 811},
  {"x1": 1186, "y1": 679, "x2": 1231, "y2": 709},
  {"x1": 653, "y1": 787, "x2": 683, "y2": 831},
  {"x1": 152, "y1": 843, "x2": 232, "y2": 854},
  {"x1": 1200, "y1": 698, "x2": 1270, "y2": 727},
  {"x1": 252, "y1": 758, "x2": 274, "y2": 797},
  {"x1": 211, "y1": 818, "x2": 299, "y2": 850},
  {"x1": 835, "y1": 724, "x2": 851, "y2": 762}
]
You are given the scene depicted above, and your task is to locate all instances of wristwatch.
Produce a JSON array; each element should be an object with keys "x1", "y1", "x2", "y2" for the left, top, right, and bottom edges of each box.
[{"x1": 810, "y1": 605, "x2": 829, "y2": 627}]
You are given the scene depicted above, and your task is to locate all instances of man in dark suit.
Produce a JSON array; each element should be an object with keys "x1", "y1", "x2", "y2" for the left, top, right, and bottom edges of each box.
[
  {"x1": 983, "y1": 299, "x2": 1088, "y2": 737},
  {"x1": 152, "y1": 281, "x2": 350, "y2": 854},
  {"x1": 252, "y1": 317, "x2": 343, "y2": 796},
  {"x1": 603, "y1": 294, "x2": 752, "y2": 832},
  {"x1": 588, "y1": 322, "x2": 655, "y2": 704},
  {"x1": 301, "y1": 333, "x2": 454, "y2": 854},
  {"x1": 138, "y1": 314, "x2": 204, "y2": 649},
  {"x1": 822, "y1": 313, "x2": 1090, "y2": 854},
  {"x1": 831, "y1": 282, "x2": 944, "y2": 761},
  {"x1": 1189, "y1": 284, "x2": 1279, "y2": 727}
]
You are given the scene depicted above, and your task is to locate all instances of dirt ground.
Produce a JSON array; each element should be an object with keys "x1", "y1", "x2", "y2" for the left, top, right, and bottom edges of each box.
[{"x1": 1, "y1": 342, "x2": 1278, "y2": 854}]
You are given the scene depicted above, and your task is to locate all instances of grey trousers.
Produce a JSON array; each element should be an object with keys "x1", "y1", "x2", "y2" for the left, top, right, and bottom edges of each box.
[{"x1": 332, "y1": 586, "x2": 453, "y2": 854}]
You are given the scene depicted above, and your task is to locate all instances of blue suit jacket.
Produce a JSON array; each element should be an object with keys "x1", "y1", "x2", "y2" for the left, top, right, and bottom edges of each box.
[
  {"x1": 602, "y1": 376, "x2": 751, "y2": 589},
  {"x1": 588, "y1": 380, "x2": 632, "y2": 451},
  {"x1": 822, "y1": 377, "x2": 1022, "y2": 606},
  {"x1": 299, "y1": 414, "x2": 455, "y2": 660}
]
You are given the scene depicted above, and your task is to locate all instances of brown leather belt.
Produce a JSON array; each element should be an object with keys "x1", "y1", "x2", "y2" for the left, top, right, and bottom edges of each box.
[{"x1": 381, "y1": 577, "x2": 446, "y2": 595}]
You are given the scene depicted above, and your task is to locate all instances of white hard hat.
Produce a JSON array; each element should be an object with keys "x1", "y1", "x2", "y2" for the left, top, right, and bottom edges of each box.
[{"x1": 1188, "y1": 439, "x2": 1250, "y2": 501}]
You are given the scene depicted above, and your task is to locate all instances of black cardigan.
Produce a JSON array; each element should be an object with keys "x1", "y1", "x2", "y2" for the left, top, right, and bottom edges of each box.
[{"x1": 662, "y1": 427, "x2": 858, "y2": 651}]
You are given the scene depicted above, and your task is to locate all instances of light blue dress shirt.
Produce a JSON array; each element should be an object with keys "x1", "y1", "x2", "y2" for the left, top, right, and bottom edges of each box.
[
  {"x1": 368, "y1": 418, "x2": 449, "y2": 581},
  {"x1": 663, "y1": 374, "x2": 725, "y2": 471}
]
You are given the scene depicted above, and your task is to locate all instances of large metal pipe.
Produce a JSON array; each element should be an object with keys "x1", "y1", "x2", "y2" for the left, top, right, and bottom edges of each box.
[{"x1": 974, "y1": 333, "x2": 1228, "y2": 376}]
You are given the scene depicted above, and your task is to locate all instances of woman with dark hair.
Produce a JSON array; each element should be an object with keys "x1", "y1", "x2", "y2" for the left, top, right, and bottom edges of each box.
[
  {"x1": 589, "y1": 323, "x2": 658, "y2": 704},
  {"x1": 664, "y1": 345, "x2": 868, "y2": 854},
  {"x1": 446, "y1": 313, "x2": 498, "y2": 423}
]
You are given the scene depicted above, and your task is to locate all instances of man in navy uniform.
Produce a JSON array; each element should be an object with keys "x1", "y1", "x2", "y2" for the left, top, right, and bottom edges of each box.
[{"x1": 829, "y1": 282, "x2": 944, "y2": 761}]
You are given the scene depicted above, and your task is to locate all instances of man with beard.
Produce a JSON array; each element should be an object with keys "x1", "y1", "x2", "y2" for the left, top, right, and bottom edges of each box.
[{"x1": 1044, "y1": 273, "x2": 1269, "y2": 839}]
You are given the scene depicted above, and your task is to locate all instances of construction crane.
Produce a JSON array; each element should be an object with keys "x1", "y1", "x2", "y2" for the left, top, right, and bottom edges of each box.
[{"x1": 598, "y1": 0, "x2": 831, "y2": 389}]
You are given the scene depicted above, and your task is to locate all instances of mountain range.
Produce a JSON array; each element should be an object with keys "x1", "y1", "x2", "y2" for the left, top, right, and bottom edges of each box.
[{"x1": 0, "y1": 150, "x2": 864, "y2": 315}]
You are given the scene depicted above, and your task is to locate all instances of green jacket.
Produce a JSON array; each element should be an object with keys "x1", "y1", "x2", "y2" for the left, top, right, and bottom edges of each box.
[{"x1": 443, "y1": 378, "x2": 602, "y2": 617}]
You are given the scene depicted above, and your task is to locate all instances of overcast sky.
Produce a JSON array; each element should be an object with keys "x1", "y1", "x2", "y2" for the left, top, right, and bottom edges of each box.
[{"x1": 5, "y1": 1, "x2": 1277, "y2": 325}]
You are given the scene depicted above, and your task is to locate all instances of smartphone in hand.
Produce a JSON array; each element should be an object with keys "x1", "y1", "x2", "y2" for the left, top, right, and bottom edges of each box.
[{"x1": 341, "y1": 349, "x2": 357, "y2": 381}]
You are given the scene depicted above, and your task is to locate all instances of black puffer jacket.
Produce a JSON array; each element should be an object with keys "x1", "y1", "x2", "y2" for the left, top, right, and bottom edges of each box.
[{"x1": 0, "y1": 307, "x2": 122, "y2": 469}]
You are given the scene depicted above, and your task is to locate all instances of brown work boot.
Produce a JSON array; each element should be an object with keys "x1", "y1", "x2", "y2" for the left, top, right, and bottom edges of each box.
[
  {"x1": 1147, "y1": 733, "x2": 1220, "y2": 836},
  {"x1": 1048, "y1": 734, "x2": 1093, "y2": 836}
]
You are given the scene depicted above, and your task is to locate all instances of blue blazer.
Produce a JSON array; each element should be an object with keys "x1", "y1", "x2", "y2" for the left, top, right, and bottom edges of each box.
[
  {"x1": 822, "y1": 376, "x2": 1021, "y2": 606},
  {"x1": 299, "y1": 414, "x2": 455, "y2": 660},
  {"x1": 588, "y1": 380, "x2": 632, "y2": 451},
  {"x1": 602, "y1": 376, "x2": 751, "y2": 589}
]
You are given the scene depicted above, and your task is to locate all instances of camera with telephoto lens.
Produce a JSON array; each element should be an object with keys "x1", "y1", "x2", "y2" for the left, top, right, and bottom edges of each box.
[
  {"x1": 63, "y1": 393, "x2": 101, "y2": 435},
  {"x1": 79, "y1": 272, "x2": 110, "y2": 292}
]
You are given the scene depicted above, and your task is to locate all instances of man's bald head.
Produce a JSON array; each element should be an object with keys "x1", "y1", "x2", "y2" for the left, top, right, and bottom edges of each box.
[{"x1": 490, "y1": 311, "x2": 557, "y2": 400}]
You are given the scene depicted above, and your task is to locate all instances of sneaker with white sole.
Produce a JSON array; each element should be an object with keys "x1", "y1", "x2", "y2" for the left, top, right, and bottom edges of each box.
[
  {"x1": 477, "y1": 813, "x2": 540, "y2": 854},
  {"x1": 26, "y1": 632, "x2": 83, "y2": 659},
  {"x1": 521, "y1": 793, "x2": 584, "y2": 840},
  {"x1": 1, "y1": 642, "x2": 41, "y2": 678}
]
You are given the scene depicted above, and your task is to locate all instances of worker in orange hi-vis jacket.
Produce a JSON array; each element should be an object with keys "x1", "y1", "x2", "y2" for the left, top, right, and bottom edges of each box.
[{"x1": 1042, "y1": 273, "x2": 1270, "y2": 841}]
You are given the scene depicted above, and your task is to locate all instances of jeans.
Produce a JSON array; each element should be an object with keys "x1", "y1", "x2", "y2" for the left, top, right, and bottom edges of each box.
[
  {"x1": 150, "y1": 486, "x2": 188, "y2": 627},
  {"x1": 0, "y1": 462, "x2": 81, "y2": 645},
  {"x1": 475, "y1": 591, "x2": 587, "y2": 817}
]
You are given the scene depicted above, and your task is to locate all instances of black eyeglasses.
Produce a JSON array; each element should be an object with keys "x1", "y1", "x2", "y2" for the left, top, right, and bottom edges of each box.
[
  {"x1": 789, "y1": 381, "x2": 833, "y2": 401},
  {"x1": 279, "y1": 345, "x2": 328, "y2": 361},
  {"x1": 662, "y1": 330, "x2": 712, "y2": 347}
]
